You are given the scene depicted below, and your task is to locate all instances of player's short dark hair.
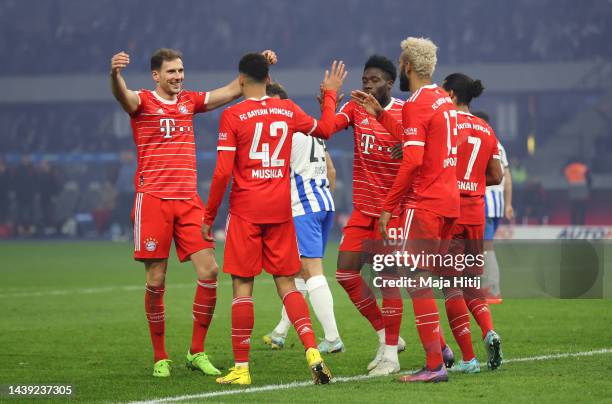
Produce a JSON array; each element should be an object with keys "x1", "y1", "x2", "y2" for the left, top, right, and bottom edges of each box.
[
  {"x1": 473, "y1": 111, "x2": 490, "y2": 123},
  {"x1": 150, "y1": 48, "x2": 183, "y2": 71},
  {"x1": 442, "y1": 73, "x2": 484, "y2": 105},
  {"x1": 364, "y1": 55, "x2": 397, "y2": 82},
  {"x1": 266, "y1": 82, "x2": 288, "y2": 99},
  {"x1": 239, "y1": 53, "x2": 269, "y2": 83}
]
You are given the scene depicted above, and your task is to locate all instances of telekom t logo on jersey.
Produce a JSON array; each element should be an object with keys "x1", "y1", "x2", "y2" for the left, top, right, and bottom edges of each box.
[
  {"x1": 160, "y1": 118, "x2": 192, "y2": 139},
  {"x1": 361, "y1": 133, "x2": 376, "y2": 154}
]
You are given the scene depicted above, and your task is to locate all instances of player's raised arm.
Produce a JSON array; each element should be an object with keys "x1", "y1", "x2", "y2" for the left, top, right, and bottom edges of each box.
[
  {"x1": 110, "y1": 51, "x2": 140, "y2": 114},
  {"x1": 296, "y1": 61, "x2": 347, "y2": 139},
  {"x1": 205, "y1": 50, "x2": 278, "y2": 111}
]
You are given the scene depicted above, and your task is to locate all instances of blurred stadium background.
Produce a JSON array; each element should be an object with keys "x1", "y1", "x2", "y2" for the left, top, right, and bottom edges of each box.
[{"x1": 1, "y1": 0, "x2": 611, "y2": 240}]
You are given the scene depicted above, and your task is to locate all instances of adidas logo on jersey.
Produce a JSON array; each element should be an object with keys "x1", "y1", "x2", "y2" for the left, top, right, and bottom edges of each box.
[
  {"x1": 360, "y1": 118, "x2": 369, "y2": 125},
  {"x1": 156, "y1": 108, "x2": 163, "y2": 114}
]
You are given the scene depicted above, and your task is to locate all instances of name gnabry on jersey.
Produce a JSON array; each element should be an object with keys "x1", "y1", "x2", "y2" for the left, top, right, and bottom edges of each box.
[{"x1": 457, "y1": 180, "x2": 478, "y2": 191}]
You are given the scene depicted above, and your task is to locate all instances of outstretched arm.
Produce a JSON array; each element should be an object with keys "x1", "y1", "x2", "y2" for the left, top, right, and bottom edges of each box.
[
  {"x1": 205, "y1": 50, "x2": 278, "y2": 111},
  {"x1": 110, "y1": 51, "x2": 140, "y2": 114},
  {"x1": 302, "y1": 61, "x2": 348, "y2": 139}
]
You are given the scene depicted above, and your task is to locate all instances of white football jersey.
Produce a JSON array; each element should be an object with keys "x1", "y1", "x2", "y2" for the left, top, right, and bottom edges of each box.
[
  {"x1": 289, "y1": 132, "x2": 335, "y2": 217},
  {"x1": 485, "y1": 141, "x2": 509, "y2": 218}
]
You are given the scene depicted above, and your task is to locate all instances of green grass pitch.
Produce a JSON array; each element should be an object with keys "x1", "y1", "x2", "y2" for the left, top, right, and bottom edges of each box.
[{"x1": 1, "y1": 241, "x2": 611, "y2": 403}]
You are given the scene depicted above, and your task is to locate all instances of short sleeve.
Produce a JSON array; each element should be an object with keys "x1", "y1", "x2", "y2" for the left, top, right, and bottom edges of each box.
[
  {"x1": 291, "y1": 101, "x2": 318, "y2": 135},
  {"x1": 217, "y1": 110, "x2": 237, "y2": 151},
  {"x1": 129, "y1": 90, "x2": 146, "y2": 117},
  {"x1": 401, "y1": 101, "x2": 427, "y2": 147},
  {"x1": 191, "y1": 91, "x2": 209, "y2": 114},
  {"x1": 337, "y1": 101, "x2": 354, "y2": 128}
]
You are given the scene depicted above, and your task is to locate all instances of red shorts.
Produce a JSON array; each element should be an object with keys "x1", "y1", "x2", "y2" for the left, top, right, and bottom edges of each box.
[
  {"x1": 223, "y1": 213, "x2": 300, "y2": 278},
  {"x1": 439, "y1": 223, "x2": 485, "y2": 277},
  {"x1": 131, "y1": 192, "x2": 214, "y2": 262},
  {"x1": 399, "y1": 208, "x2": 456, "y2": 271},
  {"x1": 339, "y1": 209, "x2": 402, "y2": 252}
]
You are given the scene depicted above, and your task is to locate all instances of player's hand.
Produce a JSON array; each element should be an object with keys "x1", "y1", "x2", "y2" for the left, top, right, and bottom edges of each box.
[
  {"x1": 111, "y1": 51, "x2": 130, "y2": 75},
  {"x1": 505, "y1": 205, "x2": 515, "y2": 222},
  {"x1": 322, "y1": 60, "x2": 347, "y2": 92},
  {"x1": 261, "y1": 50, "x2": 278, "y2": 65},
  {"x1": 351, "y1": 90, "x2": 383, "y2": 116},
  {"x1": 379, "y1": 210, "x2": 392, "y2": 241},
  {"x1": 390, "y1": 144, "x2": 403, "y2": 160},
  {"x1": 201, "y1": 223, "x2": 214, "y2": 242},
  {"x1": 316, "y1": 84, "x2": 344, "y2": 112}
]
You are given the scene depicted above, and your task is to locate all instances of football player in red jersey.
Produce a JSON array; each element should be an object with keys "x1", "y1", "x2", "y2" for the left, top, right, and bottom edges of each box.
[
  {"x1": 201, "y1": 53, "x2": 346, "y2": 385},
  {"x1": 109, "y1": 48, "x2": 277, "y2": 378},
  {"x1": 353, "y1": 37, "x2": 460, "y2": 382},
  {"x1": 440, "y1": 73, "x2": 504, "y2": 372},
  {"x1": 316, "y1": 55, "x2": 410, "y2": 374}
]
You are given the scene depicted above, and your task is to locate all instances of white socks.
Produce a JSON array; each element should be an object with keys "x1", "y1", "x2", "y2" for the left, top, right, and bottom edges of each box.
[
  {"x1": 377, "y1": 329, "x2": 386, "y2": 344},
  {"x1": 306, "y1": 275, "x2": 340, "y2": 342},
  {"x1": 383, "y1": 344, "x2": 399, "y2": 363}
]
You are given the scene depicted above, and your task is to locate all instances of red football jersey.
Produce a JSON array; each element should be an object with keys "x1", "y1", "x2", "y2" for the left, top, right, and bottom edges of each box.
[
  {"x1": 211, "y1": 94, "x2": 336, "y2": 223},
  {"x1": 130, "y1": 89, "x2": 208, "y2": 199},
  {"x1": 382, "y1": 84, "x2": 460, "y2": 218},
  {"x1": 455, "y1": 112, "x2": 500, "y2": 224},
  {"x1": 335, "y1": 98, "x2": 404, "y2": 217}
]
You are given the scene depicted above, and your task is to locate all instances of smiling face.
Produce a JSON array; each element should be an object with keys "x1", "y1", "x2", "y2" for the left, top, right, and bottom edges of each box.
[{"x1": 152, "y1": 58, "x2": 184, "y2": 97}]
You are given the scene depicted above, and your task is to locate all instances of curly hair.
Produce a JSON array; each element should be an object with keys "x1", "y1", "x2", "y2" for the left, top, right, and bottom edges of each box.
[{"x1": 400, "y1": 37, "x2": 438, "y2": 78}]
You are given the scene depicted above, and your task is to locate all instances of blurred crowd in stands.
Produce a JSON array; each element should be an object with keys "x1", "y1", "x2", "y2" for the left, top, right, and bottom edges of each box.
[{"x1": 1, "y1": 0, "x2": 611, "y2": 75}]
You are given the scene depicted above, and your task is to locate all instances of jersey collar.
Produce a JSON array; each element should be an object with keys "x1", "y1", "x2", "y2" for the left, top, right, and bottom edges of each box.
[
  {"x1": 152, "y1": 90, "x2": 178, "y2": 105},
  {"x1": 247, "y1": 96, "x2": 271, "y2": 102},
  {"x1": 383, "y1": 98, "x2": 395, "y2": 111}
]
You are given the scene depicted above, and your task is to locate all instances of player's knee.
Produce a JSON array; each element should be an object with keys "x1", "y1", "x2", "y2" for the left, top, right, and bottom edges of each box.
[{"x1": 198, "y1": 262, "x2": 219, "y2": 279}]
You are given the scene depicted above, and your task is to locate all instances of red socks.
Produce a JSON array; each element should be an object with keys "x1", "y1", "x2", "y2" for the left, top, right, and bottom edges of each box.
[
  {"x1": 283, "y1": 290, "x2": 316, "y2": 349},
  {"x1": 444, "y1": 288, "x2": 475, "y2": 361},
  {"x1": 409, "y1": 287, "x2": 443, "y2": 370},
  {"x1": 465, "y1": 288, "x2": 494, "y2": 339},
  {"x1": 145, "y1": 284, "x2": 167, "y2": 362},
  {"x1": 231, "y1": 297, "x2": 254, "y2": 363},
  {"x1": 336, "y1": 269, "x2": 384, "y2": 332},
  {"x1": 190, "y1": 279, "x2": 217, "y2": 354}
]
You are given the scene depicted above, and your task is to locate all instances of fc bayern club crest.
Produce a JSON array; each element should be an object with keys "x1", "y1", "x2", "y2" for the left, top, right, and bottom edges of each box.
[
  {"x1": 144, "y1": 237, "x2": 158, "y2": 252},
  {"x1": 179, "y1": 105, "x2": 188, "y2": 114}
]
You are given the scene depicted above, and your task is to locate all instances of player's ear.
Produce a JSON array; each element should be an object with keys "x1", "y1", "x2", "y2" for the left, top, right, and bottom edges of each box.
[
  {"x1": 238, "y1": 73, "x2": 245, "y2": 87},
  {"x1": 265, "y1": 75, "x2": 271, "y2": 85},
  {"x1": 151, "y1": 70, "x2": 159, "y2": 84}
]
